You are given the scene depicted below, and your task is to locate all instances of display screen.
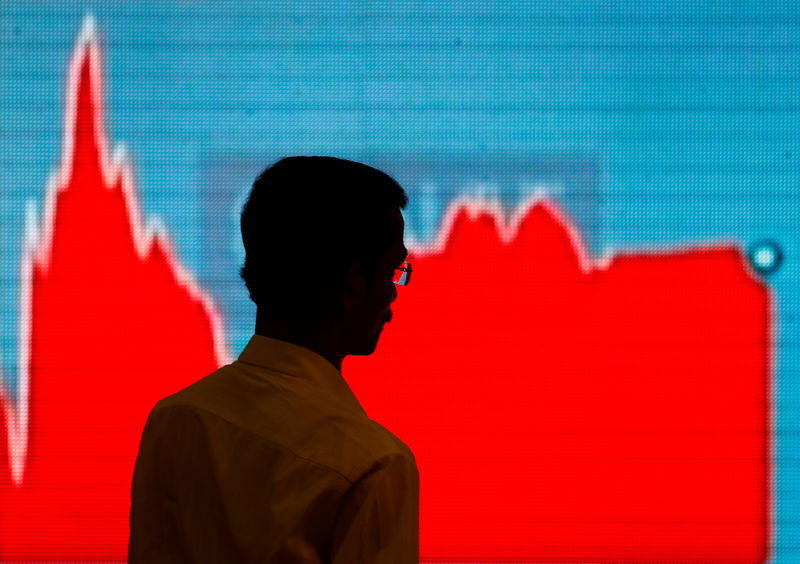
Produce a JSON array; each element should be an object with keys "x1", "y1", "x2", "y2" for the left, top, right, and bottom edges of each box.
[{"x1": 1, "y1": 2, "x2": 796, "y2": 562}]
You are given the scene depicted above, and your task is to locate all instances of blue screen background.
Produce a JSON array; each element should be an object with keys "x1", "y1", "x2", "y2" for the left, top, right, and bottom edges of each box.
[{"x1": 1, "y1": 2, "x2": 798, "y2": 561}]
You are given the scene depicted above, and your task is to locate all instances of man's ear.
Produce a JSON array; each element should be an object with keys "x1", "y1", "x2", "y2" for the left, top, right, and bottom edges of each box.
[{"x1": 341, "y1": 262, "x2": 367, "y2": 314}]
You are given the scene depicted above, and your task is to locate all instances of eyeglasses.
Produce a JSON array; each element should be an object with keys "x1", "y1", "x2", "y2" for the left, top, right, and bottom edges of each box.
[{"x1": 393, "y1": 261, "x2": 412, "y2": 286}]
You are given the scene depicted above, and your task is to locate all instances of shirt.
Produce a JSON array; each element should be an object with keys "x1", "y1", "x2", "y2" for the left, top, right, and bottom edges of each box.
[{"x1": 129, "y1": 334, "x2": 420, "y2": 563}]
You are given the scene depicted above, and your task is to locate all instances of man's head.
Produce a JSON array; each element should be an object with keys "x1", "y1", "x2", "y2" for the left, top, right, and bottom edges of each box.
[{"x1": 240, "y1": 156, "x2": 408, "y2": 357}]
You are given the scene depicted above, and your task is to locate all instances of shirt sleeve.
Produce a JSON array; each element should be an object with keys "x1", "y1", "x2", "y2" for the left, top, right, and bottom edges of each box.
[{"x1": 329, "y1": 453, "x2": 420, "y2": 564}]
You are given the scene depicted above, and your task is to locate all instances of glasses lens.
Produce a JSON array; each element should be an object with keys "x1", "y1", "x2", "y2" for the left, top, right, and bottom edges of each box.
[{"x1": 393, "y1": 261, "x2": 411, "y2": 286}]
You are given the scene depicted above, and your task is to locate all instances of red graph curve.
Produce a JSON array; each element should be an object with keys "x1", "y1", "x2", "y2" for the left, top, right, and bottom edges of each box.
[
  {"x1": 343, "y1": 184, "x2": 773, "y2": 561},
  {"x1": 0, "y1": 18, "x2": 229, "y2": 560}
]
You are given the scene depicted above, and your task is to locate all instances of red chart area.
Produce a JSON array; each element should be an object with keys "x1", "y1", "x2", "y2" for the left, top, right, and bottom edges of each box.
[
  {"x1": 345, "y1": 203, "x2": 771, "y2": 562},
  {"x1": 0, "y1": 31, "x2": 226, "y2": 560},
  {"x1": 0, "y1": 25, "x2": 771, "y2": 563}
]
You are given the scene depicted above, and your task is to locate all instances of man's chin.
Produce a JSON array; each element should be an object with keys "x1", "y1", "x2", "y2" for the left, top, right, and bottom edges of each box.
[
  {"x1": 350, "y1": 342, "x2": 379, "y2": 357},
  {"x1": 352, "y1": 326, "x2": 384, "y2": 356}
]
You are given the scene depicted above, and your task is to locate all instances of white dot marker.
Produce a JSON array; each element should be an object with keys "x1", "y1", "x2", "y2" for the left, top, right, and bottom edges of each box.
[{"x1": 749, "y1": 240, "x2": 782, "y2": 275}]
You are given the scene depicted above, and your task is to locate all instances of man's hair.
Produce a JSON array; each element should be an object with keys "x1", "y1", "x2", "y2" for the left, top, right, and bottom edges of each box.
[{"x1": 240, "y1": 156, "x2": 408, "y2": 326}]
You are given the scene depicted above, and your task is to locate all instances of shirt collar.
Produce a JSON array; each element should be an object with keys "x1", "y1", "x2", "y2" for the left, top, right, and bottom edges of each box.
[{"x1": 237, "y1": 334, "x2": 367, "y2": 417}]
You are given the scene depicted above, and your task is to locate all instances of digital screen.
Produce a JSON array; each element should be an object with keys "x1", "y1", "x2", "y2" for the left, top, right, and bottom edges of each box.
[{"x1": 1, "y1": 2, "x2": 797, "y2": 562}]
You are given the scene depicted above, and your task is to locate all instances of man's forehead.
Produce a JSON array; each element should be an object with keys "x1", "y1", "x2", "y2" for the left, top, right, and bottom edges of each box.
[
  {"x1": 388, "y1": 239, "x2": 407, "y2": 265},
  {"x1": 385, "y1": 208, "x2": 407, "y2": 261},
  {"x1": 390, "y1": 240, "x2": 407, "y2": 261}
]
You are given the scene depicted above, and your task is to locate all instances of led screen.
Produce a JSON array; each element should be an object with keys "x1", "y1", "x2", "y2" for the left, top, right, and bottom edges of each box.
[{"x1": 1, "y1": 2, "x2": 797, "y2": 562}]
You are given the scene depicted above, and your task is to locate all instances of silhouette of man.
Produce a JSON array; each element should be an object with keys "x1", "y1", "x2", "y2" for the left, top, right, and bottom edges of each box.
[{"x1": 129, "y1": 157, "x2": 419, "y2": 563}]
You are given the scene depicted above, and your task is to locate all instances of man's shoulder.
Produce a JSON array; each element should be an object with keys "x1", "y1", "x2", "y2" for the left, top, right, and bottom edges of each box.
[
  {"x1": 153, "y1": 362, "x2": 240, "y2": 411},
  {"x1": 145, "y1": 361, "x2": 415, "y2": 484}
]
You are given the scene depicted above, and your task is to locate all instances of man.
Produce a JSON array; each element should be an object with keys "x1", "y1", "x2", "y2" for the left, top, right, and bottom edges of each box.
[{"x1": 129, "y1": 157, "x2": 419, "y2": 563}]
